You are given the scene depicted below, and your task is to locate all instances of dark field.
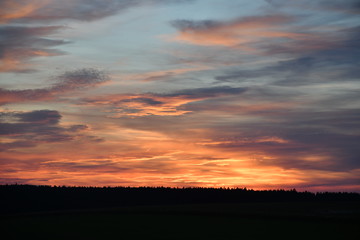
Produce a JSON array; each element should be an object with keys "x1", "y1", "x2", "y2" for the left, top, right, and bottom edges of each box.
[{"x1": 1, "y1": 185, "x2": 359, "y2": 239}]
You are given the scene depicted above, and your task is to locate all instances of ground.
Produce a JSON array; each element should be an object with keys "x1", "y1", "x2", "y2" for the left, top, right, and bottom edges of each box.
[{"x1": 2, "y1": 201, "x2": 359, "y2": 240}]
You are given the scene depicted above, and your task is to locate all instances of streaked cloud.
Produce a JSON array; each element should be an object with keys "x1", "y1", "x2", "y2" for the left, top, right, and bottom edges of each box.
[
  {"x1": 169, "y1": 15, "x2": 308, "y2": 49},
  {"x1": 0, "y1": 109, "x2": 102, "y2": 152},
  {"x1": 0, "y1": 26, "x2": 67, "y2": 72},
  {"x1": 81, "y1": 86, "x2": 247, "y2": 117},
  {"x1": 122, "y1": 65, "x2": 211, "y2": 82},
  {"x1": 0, "y1": 0, "x2": 194, "y2": 72},
  {"x1": 0, "y1": 0, "x2": 195, "y2": 23},
  {"x1": 0, "y1": 0, "x2": 50, "y2": 23},
  {"x1": 265, "y1": 0, "x2": 360, "y2": 14},
  {"x1": 0, "y1": 68, "x2": 109, "y2": 105}
]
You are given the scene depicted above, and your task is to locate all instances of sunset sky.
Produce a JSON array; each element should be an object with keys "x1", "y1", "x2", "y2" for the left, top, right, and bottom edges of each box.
[{"x1": 1, "y1": 0, "x2": 359, "y2": 191}]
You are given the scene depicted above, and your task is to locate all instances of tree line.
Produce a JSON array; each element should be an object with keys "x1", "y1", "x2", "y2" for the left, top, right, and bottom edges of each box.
[{"x1": 1, "y1": 184, "x2": 359, "y2": 214}]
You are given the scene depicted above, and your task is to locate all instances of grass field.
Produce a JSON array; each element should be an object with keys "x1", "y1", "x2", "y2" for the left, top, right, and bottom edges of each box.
[{"x1": 2, "y1": 202, "x2": 359, "y2": 240}]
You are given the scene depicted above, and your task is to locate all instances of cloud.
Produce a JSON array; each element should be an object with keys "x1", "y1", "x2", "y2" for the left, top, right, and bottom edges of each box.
[
  {"x1": 262, "y1": 25, "x2": 360, "y2": 56},
  {"x1": 17, "y1": 0, "x2": 140, "y2": 22},
  {"x1": 215, "y1": 25, "x2": 360, "y2": 85},
  {"x1": 171, "y1": 19, "x2": 221, "y2": 31},
  {"x1": 166, "y1": 86, "x2": 247, "y2": 98},
  {"x1": 266, "y1": 0, "x2": 360, "y2": 14},
  {"x1": 80, "y1": 86, "x2": 247, "y2": 117},
  {"x1": 169, "y1": 15, "x2": 308, "y2": 49},
  {"x1": 0, "y1": 0, "x2": 195, "y2": 23},
  {"x1": 108, "y1": 84, "x2": 358, "y2": 174},
  {"x1": 0, "y1": 0, "x2": 195, "y2": 72},
  {"x1": 215, "y1": 57, "x2": 315, "y2": 82},
  {"x1": 0, "y1": 88, "x2": 50, "y2": 105},
  {"x1": 52, "y1": 68, "x2": 110, "y2": 91},
  {"x1": 0, "y1": 109, "x2": 102, "y2": 151},
  {"x1": 123, "y1": 65, "x2": 211, "y2": 82},
  {"x1": 196, "y1": 106, "x2": 360, "y2": 172},
  {"x1": 0, "y1": 141, "x2": 38, "y2": 152},
  {"x1": 15, "y1": 110, "x2": 61, "y2": 124},
  {"x1": 40, "y1": 155, "x2": 186, "y2": 175},
  {"x1": 0, "y1": 68, "x2": 109, "y2": 105},
  {"x1": 0, "y1": 26, "x2": 68, "y2": 72},
  {"x1": 0, "y1": 0, "x2": 50, "y2": 23}
]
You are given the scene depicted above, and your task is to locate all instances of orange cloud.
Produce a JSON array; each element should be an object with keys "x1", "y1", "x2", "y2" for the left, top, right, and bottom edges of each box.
[
  {"x1": 81, "y1": 94, "x2": 195, "y2": 117},
  {"x1": 169, "y1": 15, "x2": 310, "y2": 49},
  {"x1": 0, "y1": 58, "x2": 24, "y2": 73},
  {"x1": 120, "y1": 65, "x2": 211, "y2": 82},
  {"x1": 0, "y1": 49, "x2": 62, "y2": 73},
  {"x1": 0, "y1": 0, "x2": 50, "y2": 23},
  {"x1": 3, "y1": 132, "x2": 353, "y2": 190},
  {"x1": 80, "y1": 86, "x2": 247, "y2": 117},
  {"x1": 1, "y1": 109, "x2": 359, "y2": 191},
  {"x1": 0, "y1": 25, "x2": 67, "y2": 73}
]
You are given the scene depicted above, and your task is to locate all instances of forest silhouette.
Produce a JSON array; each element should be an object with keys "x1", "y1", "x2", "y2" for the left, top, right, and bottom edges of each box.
[
  {"x1": 1, "y1": 184, "x2": 359, "y2": 214},
  {"x1": 1, "y1": 185, "x2": 360, "y2": 239}
]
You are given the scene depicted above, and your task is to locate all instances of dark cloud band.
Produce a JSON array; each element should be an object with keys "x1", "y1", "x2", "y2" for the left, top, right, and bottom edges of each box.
[{"x1": 0, "y1": 68, "x2": 109, "y2": 105}]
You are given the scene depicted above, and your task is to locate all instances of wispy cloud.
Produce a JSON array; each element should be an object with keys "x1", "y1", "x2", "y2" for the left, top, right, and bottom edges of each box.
[
  {"x1": 266, "y1": 0, "x2": 360, "y2": 14},
  {"x1": 0, "y1": 0, "x2": 49, "y2": 23},
  {"x1": 80, "y1": 86, "x2": 247, "y2": 117},
  {"x1": 0, "y1": 109, "x2": 103, "y2": 152},
  {"x1": 169, "y1": 15, "x2": 308, "y2": 50},
  {"x1": 0, "y1": 0, "x2": 195, "y2": 72},
  {"x1": 0, "y1": 26, "x2": 68, "y2": 72},
  {"x1": 0, "y1": 68, "x2": 109, "y2": 105},
  {"x1": 122, "y1": 65, "x2": 211, "y2": 82},
  {"x1": 0, "y1": 0, "x2": 195, "y2": 23},
  {"x1": 215, "y1": 25, "x2": 360, "y2": 86}
]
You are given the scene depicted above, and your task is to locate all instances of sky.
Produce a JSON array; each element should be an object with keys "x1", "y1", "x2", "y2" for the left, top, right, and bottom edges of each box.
[{"x1": 1, "y1": 0, "x2": 359, "y2": 192}]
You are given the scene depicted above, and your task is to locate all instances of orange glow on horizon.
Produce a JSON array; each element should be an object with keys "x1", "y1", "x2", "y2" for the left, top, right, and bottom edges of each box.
[{"x1": 0, "y1": 121, "x2": 347, "y2": 191}]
